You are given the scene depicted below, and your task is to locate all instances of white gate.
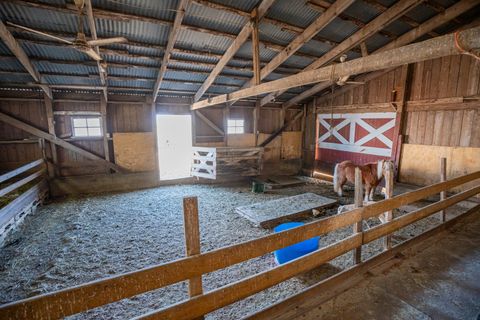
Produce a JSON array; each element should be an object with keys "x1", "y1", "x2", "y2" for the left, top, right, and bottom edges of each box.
[{"x1": 191, "y1": 147, "x2": 216, "y2": 179}]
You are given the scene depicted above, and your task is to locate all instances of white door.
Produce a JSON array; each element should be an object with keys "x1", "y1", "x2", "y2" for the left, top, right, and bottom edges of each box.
[{"x1": 156, "y1": 114, "x2": 192, "y2": 180}]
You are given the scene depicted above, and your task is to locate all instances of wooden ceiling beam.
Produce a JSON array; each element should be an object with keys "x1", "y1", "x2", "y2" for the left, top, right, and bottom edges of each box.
[
  {"x1": 193, "y1": 0, "x2": 276, "y2": 102},
  {"x1": 297, "y1": 0, "x2": 480, "y2": 108},
  {"x1": 260, "y1": 0, "x2": 423, "y2": 106},
  {"x1": 6, "y1": 0, "x2": 328, "y2": 61},
  {"x1": 84, "y1": 0, "x2": 107, "y2": 101},
  {"x1": 306, "y1": 0, "x2": 398, "y2": 40},
  {"x1": 190, "y1": 26, "x2": 480, "y2": 110},
  {"x1": 0, "y1": 55, "x2": 255, "y2": 81},
  {"x1": 190, "y1": 0, "x2": 361, "y2": 54},
  {"x1": 0, "y1": 70, "x2": 244, "y2": 88},
  {"x1": 0, "y1": 21, "x2": 51, "y2": 98},
  {"x1": 231, "y1": 0, "x2": 355, "y2": 106},
  {"x1": 361, "y1": 0, "x2": 439, "y2": 37},
  {"x1": 152, "y1": 0, "x2": 189, "y2": 101},
  {"x1": 11, "y1": 34, "x2": 304, "y2": 75}
]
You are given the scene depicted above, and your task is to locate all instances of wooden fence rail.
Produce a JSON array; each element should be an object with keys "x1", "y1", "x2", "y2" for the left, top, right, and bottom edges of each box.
[
  {"x1": 0, "y1": 159, "x2": 45, "y2": 198},
  {"x1": 0, "y1": 170, "x2": 479, "y2": 320}
]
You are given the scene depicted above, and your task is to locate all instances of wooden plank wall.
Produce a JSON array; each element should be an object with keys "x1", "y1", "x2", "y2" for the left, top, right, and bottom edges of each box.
[
  {"x1": 404, "y1": 55, "x2": 480, "y2": 148},
  {"x1": 310, "y1": 54, "x2": 480, "y2": 185},
  {"x1": 0, "y1": 92, "x2": 303, "y2": 177},
  {"x1": 0, "y1": 99, "x2": 46, "y2": 171}
]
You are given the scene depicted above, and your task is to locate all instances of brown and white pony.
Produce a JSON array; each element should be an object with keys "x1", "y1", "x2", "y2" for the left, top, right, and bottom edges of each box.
[{"x1": 333, "y1": 159, "x2": 394, "y2": 202}]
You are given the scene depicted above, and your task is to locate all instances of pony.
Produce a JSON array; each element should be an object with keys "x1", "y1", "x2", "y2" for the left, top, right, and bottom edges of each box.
[{"x1": 333, "y1": 159, "x2": 394, "y2": 202}]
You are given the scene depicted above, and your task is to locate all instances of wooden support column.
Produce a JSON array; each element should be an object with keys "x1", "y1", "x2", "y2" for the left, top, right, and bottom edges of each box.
[
  {"x1": 182, "y1": 197, "x2": 204, "y2": 319},
  {"x1": 353, "y1": 167, "x2": 363, "y2": 264},
  {"x1": 440, "y1": 157, "x2": 447, "y2": 222},
  {"x1": 43, "y1": 94, "x2": 58, "y2": 177},
  {"x1": 253, "y1": 101, "x2": 260, "y2": 146},
  {"x1": 191, "y1": 110, "x2": 197, "y2": 146},
  {"x1": 383, "y1": 164, "x2": 394, "y2": 250},
  {"x1": 223, "y1": 105, "x2": 230, "y2": 146},
  {"x1": 392, "y1": 64, "x2": 414, "y2": 178},
  {"x1": 100, "y1": 95, "x2": 110, "y2": 173},
  {"x1": 360, "y1": 42, "x2": 368, "y2": 57},
  {"x1": 147, "y1": 97, "x2": 159, "y2": 179}
]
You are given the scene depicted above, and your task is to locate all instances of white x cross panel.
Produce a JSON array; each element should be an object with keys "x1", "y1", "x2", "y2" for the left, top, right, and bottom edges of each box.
[{"x1": 318, "y1": 112, "x2": 396, "y2": 157}]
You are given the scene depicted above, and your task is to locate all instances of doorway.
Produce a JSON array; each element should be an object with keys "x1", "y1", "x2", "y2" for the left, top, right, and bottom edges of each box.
[{"x1": 156, "y1": 114, "x2": 192, "y2": 180}]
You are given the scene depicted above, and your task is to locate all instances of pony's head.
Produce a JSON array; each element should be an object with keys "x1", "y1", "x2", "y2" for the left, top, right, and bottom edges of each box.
[{"x1": 381, "y1": 160, "x2": 395, "y2": 178}]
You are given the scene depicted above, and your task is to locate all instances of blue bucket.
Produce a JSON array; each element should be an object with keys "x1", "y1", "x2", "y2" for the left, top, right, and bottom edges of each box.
[{"x1": 273, "y1": 222, "x2": 320, "y2": 265}]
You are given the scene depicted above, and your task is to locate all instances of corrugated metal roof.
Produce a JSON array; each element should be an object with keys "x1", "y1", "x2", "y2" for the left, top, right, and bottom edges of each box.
[{"x1": 0, "y1": 0, "x2": 477, "y2": 100}]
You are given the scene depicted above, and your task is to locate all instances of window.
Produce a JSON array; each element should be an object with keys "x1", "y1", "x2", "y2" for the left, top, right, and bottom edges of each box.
[
  {"x1": 72, "y1": 117, "x2": 102, "y2": 137},
  {"x1": 227, "y1": 119, "x2": 244, "y2": 134}
]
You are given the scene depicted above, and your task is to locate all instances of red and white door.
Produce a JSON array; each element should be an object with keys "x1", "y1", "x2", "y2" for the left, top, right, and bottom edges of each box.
[{"x1": 316, "y1": 112, "x2": 398, "y2": 164}]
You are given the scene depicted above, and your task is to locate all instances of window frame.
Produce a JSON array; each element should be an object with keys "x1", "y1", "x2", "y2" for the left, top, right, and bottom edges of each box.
[
  {"x1": 227, "y1": 119, "x2": 245, "y2": 134},
  {"x1": 71, "y1": 116, "x2": 103, "y2": 138}
]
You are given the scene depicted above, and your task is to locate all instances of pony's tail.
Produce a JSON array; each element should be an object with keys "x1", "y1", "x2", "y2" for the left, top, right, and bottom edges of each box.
[{"x1": 333, "y1": 163, "x2": 339, "y2": 193}]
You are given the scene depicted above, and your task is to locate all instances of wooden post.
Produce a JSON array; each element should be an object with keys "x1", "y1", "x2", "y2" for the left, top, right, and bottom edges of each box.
[
  {"x1": 100, "y1": 95, "x2": 110, "y2": 173},
  {"x1": 353, "y1": 167, "x2": 363, "y2": 264},
  {"x1": 223, "y1": 104, "x2": 230, "y2": 146},
  {"x1": 182, "y1": 197, "x2": 204, "y2": 319},
  {"x1": 440, "y1": 157, "x2": 447, "y2": 222},
  {"x1": 253, "y1": 101, "x2": 260, "y2": 146},
  {"x1": 191, "y1": 110, "x2": 197, "y2": 146},
  {"x1": 44, "y1": 94, "x2": 58, "y2": 177},
  {"x1": 147, "y1": 97, "x2": 159, "y2": 180},
  {"x1": 384, "y1": 164, "x2": 394, "y2": 250}
]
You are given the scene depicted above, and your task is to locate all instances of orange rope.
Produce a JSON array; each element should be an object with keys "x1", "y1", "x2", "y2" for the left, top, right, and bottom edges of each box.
[{"x1": 454, "y1": 31, "x2": 480, "y2": 61}]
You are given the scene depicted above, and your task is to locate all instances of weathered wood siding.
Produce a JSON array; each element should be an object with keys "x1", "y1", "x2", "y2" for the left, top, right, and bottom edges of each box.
[{"x1": 309, "y1": 54, "x2": 480, "y2": 184}]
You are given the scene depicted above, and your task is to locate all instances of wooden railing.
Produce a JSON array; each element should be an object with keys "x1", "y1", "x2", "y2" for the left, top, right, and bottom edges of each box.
[
  {"x1": 0, "y1": 169, "x2": 479, "y2": 320},
  {"x1": 0, "y1": 159, "x2": 48, "y2": 244}
]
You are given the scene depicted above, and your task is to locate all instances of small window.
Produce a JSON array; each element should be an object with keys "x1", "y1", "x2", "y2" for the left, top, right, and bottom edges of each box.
[
  {"x1": 72, "y1": 117, "x2": 102, "y2": 137},
  {"x1": 227, "y1": 119, "x2": 244, "y2": 134}
]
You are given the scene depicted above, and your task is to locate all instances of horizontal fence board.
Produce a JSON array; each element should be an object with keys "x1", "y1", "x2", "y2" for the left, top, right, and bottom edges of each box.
[
  {"x1": 137, "y1": 235, "x2": 362, "y2": 320},
  {"x1": 364, "y1": 185, "x2": 480, "y2": 243},
  {"x1": 0, "y1": 159, "x2": 43, "y2": 184},
  {"x1": 0, "y1": 169, "x2": 45, "y2": 198},
  {"x1": 0, "y1": 209, "x2": 360, "y2": 320}
]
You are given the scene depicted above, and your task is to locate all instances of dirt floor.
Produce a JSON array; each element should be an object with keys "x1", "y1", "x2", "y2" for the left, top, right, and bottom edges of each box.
[{"x1": 0, "y1": 179, "x2": 474, "y2": 319}]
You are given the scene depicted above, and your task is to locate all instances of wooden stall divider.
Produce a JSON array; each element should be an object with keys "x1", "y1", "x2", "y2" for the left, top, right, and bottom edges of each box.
[
  {"x1": 384, "y1": 163, "x2": 394, "y2": 250},
  {"x1": 353, "y1": 167, "x2": 363, "y2": 264},
  {"x1": 440, "y1": 157, "x2": 447, "y2": 222},
  {"x1": 183, "y1": 197, "x2": 205, "y2": 320}
]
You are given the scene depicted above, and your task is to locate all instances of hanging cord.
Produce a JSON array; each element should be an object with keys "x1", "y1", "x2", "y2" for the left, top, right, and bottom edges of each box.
[
  {"x1": 454, "y1": 31, "x2": 480, "y2": 61},
  {"x1": 329, "y1": 64, "x2": 336, "y2": 135}
]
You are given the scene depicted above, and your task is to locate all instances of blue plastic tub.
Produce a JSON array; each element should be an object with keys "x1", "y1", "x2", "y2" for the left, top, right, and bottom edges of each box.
[{"x1": 273, "y1": 222, "x2": 320, "y2": 265}]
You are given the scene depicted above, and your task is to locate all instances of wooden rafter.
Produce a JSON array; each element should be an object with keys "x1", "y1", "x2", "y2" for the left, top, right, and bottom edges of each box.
[
  {"x1": 0, "y1": 21, "x2": 51, "y2": 98},
  {"x1": 193, "y1": 0, "x2": 276, "y2": 102},
  {"x1": 0, "y1": 111, "x2": 126, "y2": 173},
  {"x1": 228, "y1": 0, "x2": 355, "y2": 107},
  {"x1": 152, "y1": 0, "x2": 189, "y2": 101},
  {"x1": 306, "y1": 0, "x2": 398, "y2": 40},
  {"x1": 298, "y1": 0, "x2": 480, "y2": 108},
  {"x1": 260, "y1": 0, "x2": 423, "y2": 107},
  {"x1": 190, "y1": 26, "x2": 480, "y2": 109},
  {"x1": 7, "y1": 0, "x2": 360, "y2": 56},
  {"x1": 84, "y1": 0, "x2": 107, "y2": 101},
  {"x1": 251, "y1": 8, "x2": 261, "y2": 86}
]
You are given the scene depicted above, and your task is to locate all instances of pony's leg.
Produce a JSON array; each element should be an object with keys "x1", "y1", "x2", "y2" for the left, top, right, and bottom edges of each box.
[
  {"x1": 337, "y1": 182, "x2": 343, "y2": 197},
  {"x1": 369, "y1": 186, "x2": 375, "y2": 200},
  {"x1": 364, "y1": 185, "x2": 370, "y2": 202}
]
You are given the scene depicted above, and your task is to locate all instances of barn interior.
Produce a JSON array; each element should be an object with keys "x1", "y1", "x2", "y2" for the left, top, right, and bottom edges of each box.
[{"x1": 0, "y1": 0, "x2": 479, "y2": 319}]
